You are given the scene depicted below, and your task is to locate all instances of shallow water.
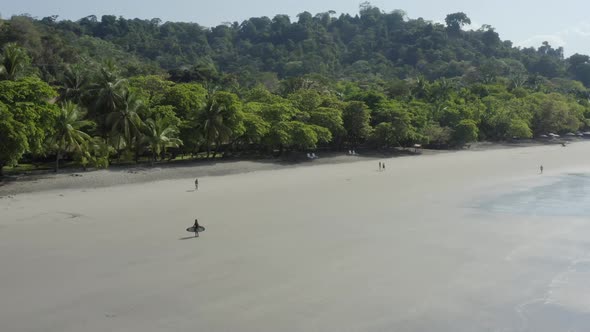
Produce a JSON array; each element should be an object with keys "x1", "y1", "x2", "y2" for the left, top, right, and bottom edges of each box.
[
  {"x1": 476, "y1": 174, "x2": 590, "y2": 331},
  {"x1": 481, "y1": 173, "x2": 590, "y2": 217}
]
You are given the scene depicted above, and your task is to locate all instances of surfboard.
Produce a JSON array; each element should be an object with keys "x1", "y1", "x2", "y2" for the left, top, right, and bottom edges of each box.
[{"x1": 186, "y1": 226, "x2": 205, "y2": 233}]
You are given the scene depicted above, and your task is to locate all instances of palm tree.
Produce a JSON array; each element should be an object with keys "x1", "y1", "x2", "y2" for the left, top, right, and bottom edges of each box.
[
  {"x1": 143, "y1": 117, "x2": 182, "y2": 165},
  {"x1": 78, "y1": 137, "x2": 111, "y2": 171},
  {"x1": 107, "y1": 91, "x2": 144, "y2": 156},
  {"x1": 0, "y1": 43, "x2": 30, "y2": 81},
  {"x1": 411, "y1": 75, "x2": 431, "y2": 100},
  {"x1": 49, "y1": 102, "x2": 93, "y2": 172},
  {"x1": 58, "y1": 64, "x2": 88, "y2": 104},
  {"x1": 196, "y1": 93, "x2": 233, "y2": 158},
  {"x1": 86, "y1": 63, "x2": 127, "y2": 136}
]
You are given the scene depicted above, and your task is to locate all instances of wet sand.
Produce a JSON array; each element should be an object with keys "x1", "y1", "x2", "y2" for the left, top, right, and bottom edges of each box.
[{"x1": 2, "y1": 142, "x2": 590, "y2": 331}]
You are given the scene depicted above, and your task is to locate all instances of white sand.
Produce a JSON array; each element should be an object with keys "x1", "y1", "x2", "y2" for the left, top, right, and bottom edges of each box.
[{"x1": 2, "y1": 142, "x2": 590, "y2": 331}]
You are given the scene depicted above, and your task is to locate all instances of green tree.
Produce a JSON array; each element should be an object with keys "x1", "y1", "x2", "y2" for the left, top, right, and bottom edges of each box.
[
  {"x1": 241, "y1": 103, "x2": 271, "y2": 146},
  {"x1": 288, "y1": 89, "x2": 322, "y2": 113},
  {"x1": 107, "y1": 92, "x2": 144, "y2": 155},
  {"x1": 0, "y1": 103, "x2": 28, "y2": 176},
  {"x1": 255, "y1": 101, "x2": 299, "y2": 153},
  {"x1": 0, "y1": 43, "x2": 31, "y2": 80},
  {"x1": 529, "y1": 93, "x2": 583, "y2": 135},
  {"x1": 288, "y1": 121, "x2": 330, "y2": 150},
  {"x1": 372, "y1": 100, "x2": 417, "y2": 143},
  {"x1": 142, "y1": 117, "x2": 183, "y2": 165},
  {"x1": 453, "y1": 119, "x2": 479, "y2": 145},
  {"x1": 423, "y1": 123, "x2": 453, "y2": 147},
  {"x1": 342, "y1": 101, "x2": 372, "y2": 147},
  {"x1": 308, "y1": 107, "x2": 345, "y2": 146},
  {"x1": 161, "y1": 83, "x2": 207, "y2": 119},
  {"x1": 196, "y1": 91, "x2": 244, "y2": 157},
  {"x1": 0, "y1": 77, "x2": 58, "y2": 167},
  {"x1": 77, "y1": 137, "x2": 112, "y2": 170},
  {"x1": 445, "y1": 12, "x2": 471, "y2": 35},
  {"x1": 58, "y1": 65, "x2": 89, "y2": 104},
  {"x1": 47, "y1": 102, "x2": 93, "y2": 171},
  {"x1": 86, "y1": 64, "x2": 127, "y2": 135},
  {"x1": 128, "y1": 75, "x2": 174, "y2": 107},
  {"x1": 507, "y1": 119, "x2": 533, "y2": 139},
  {"x1": 371, "y1": 122, "x2": 398, "y2": 148}
]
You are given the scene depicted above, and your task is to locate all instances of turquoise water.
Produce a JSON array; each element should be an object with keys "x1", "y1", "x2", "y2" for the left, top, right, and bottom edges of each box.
[{"x1": 481, "y1": 174, "x2": 590, "y2": 217}]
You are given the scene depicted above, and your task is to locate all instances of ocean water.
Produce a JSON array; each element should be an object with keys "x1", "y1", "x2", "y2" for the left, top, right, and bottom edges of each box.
[
  {"x1": 479, "y1": 173, "x2": 590, "y2": 331},
  {"x1": 481, "y1": 173, "x2": 590, "y2": 217}
]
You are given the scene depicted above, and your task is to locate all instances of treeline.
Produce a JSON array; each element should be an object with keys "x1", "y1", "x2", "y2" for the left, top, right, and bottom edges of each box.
[
  {"x1": 1, "y1": 5, "x2": 590, "y2": 174},
  {"x1": 2, "y1": 5, "x2": 590, "y2": 88},
  {"x1": 2, "y1": 42, "x2": 589, "y2": 175}
]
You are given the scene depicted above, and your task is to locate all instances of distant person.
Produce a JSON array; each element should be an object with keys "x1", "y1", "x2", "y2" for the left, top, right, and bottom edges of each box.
[
  {"x1": 193, "y1": 219, "x2": 200, "y2": 237},
  {"x1": 379, "y1": 162, "x2": 382, "y2": 171},
  {"x1": 194, "y1": 178, "x2": 199, "y2": 190},
  {"x1": 540, "y1": 165, "x2": 543, "y2": 174},
  {"x1": 382, "y1": 162, "x2": 386, "y2": 171}
]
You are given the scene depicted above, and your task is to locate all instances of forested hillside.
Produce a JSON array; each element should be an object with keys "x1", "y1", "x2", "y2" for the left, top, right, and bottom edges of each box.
[{"x1": 2, "y1": 4, "x2": 590, "y2": 174}]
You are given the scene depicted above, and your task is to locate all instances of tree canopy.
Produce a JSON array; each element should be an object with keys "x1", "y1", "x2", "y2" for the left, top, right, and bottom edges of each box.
[{"x1": 1, "y1": 6, "x2": 590, "y2": 175}]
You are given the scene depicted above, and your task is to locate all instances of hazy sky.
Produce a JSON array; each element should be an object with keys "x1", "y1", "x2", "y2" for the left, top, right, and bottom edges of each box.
[{"x1": 3, "y1": 0, "x2": 590, "y2": 56}]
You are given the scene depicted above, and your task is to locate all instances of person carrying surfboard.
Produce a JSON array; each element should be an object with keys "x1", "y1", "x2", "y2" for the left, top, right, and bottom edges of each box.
[{"x1": 186, "y1": 219, "x2": 205, "y2": 237}]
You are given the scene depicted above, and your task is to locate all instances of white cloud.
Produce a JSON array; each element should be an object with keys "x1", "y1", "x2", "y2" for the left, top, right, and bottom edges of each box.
[
  {"x1": 568, "y1": 22, "x2": 590, "y2": 37},
  {"x1": 518, "y1": 34, "x2": 567, "y2": 48},
  {"x1": 515, "y1": 20, "x2": 590, "y2": 56}
]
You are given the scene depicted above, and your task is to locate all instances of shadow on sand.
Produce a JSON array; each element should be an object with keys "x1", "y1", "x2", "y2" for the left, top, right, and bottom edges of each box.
[{"x1": 179, "y1": 236, "x2": 199, "y2": 240}]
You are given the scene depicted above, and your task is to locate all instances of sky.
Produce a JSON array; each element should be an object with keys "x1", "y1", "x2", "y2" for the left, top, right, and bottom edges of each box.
[{"x1": 2, "y1": 0, "x2": 590, "y2": 57}]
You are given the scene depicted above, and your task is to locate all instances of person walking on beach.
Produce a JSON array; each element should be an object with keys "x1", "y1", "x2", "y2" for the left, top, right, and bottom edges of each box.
[
  {"x1": 379, "y1": 162, "x2": 382, "y2": 171},
  {"x1": 193, "y1": 219, "x2": 200, "y2": 237},
  {"x1": 540, "y1": 165, "x2": 543, "y2": 174},
  {"x1": 382, "y1": 162, "x2": 386, "y2": 171},
  {"x1": 194, "y1": 178, "x2": 199, "y2": 190}
]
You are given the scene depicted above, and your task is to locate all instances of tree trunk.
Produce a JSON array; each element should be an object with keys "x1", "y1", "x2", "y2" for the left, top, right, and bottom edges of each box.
[
  {"x1": 206, "y1": 141, "x2": 212, "y2": 158},
  {"x1": 212, "y1": 140, "x2": 221, "y2": 158},
  {"x1": 55, "y1": 150, "x2": 61, "y2": 173}
]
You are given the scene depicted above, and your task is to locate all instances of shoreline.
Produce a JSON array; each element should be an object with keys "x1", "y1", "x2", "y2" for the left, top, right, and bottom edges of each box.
[{"x1": 0, "y1": 139, "x2": 576, "y2": 196}]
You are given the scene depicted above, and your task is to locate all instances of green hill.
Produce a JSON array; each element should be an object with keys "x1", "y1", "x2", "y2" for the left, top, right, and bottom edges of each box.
[{"x1": 1, "y1": 4, "x2": 590, "y2": 174}]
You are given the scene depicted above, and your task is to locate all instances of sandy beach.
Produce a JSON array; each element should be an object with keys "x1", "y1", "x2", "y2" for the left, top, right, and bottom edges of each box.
[
  {"x1": 2, "y1": 142, "x2": 590, "y2": 331},
  {"x1": 0, "y1": 153, "x2": 388, "y2": 196}
]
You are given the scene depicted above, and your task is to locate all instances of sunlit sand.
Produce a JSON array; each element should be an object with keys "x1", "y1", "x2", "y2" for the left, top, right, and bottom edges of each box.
[{"x1": 2, "y1": 142, "x2": 590, "y2": 331}]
